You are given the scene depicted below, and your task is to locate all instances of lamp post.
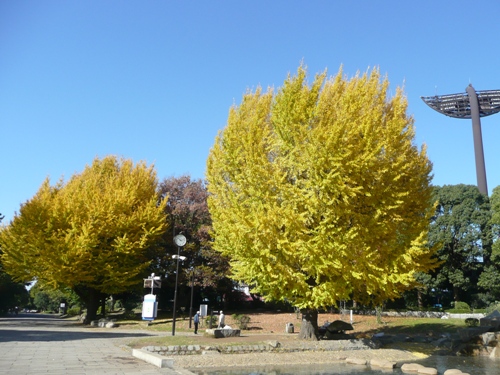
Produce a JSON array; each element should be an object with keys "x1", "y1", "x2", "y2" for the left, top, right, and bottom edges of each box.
[
  {"x1": 189, "y1": 268, "x2": 194, "y2": 328},
  {"x1": 172, "y1": 234, "x2": 186, "y2": 336}
]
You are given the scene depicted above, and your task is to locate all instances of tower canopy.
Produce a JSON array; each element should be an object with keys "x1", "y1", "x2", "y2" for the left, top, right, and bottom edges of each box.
[{"x1": 421, "y1": 87, "x2": 500, "y2": 119}]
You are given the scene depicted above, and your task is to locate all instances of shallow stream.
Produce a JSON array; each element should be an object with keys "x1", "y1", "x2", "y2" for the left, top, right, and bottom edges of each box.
[{"x1": 192, "y1": 355, "x2": 499, "y2": 375}]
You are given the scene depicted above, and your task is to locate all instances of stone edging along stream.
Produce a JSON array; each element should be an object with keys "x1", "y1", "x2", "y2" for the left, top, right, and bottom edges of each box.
[
  {"x1": 141, "y1": 338, "x2": 379, "y2": 356},
  {"x1": 136, "y1": 340, "x2": 470, "y2": 374}
]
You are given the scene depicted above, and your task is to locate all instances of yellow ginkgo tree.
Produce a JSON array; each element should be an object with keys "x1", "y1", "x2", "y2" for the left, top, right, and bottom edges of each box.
[
  {"x1": 0, "y1": 156, "x2": 167, "y2": 323},
  {"x1": 206, "y1": 65, "x2": 438, "y2": 339}
]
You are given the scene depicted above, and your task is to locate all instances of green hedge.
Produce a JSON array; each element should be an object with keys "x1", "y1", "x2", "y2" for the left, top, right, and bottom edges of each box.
[
  {"x1": 453, "y1": 301, "x2": 471, "y2": 311},
  {"x1": 446, "y1": 309, "x2": 472, "y2": 314}
]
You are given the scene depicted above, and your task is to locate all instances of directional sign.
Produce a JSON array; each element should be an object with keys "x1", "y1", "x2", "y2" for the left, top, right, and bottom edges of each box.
[{"x1": 144, "y1": 279, "x2": 162, "y2": 289}]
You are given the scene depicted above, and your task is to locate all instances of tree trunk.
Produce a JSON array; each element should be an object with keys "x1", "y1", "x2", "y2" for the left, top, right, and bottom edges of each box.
[
  {"x1": 100, "y1": 295, "x2": 106, "y2": 317},
  {"x1": 74, "y1": 286, "x2": 101, "y2": 324},
  {"x1": 375, "y1": 305, "x2": 383, "y2": 324},
  {"x1": 298, "y1": 309, "x2": 319, "y2": 340},
  {"x1": 417, "y1": 290, "x2": 423, "y2": 309},
  {"x1": 453, "y1": 286, "x2": 460, "y2": 302},
  {"x1": 84, "y1": 288, "x2": 101, "y2": 324}
]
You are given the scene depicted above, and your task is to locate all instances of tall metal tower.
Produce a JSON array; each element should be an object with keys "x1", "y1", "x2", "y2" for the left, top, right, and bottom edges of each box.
[{"x1": 421, "y1": 85, "x2": 500, "y2": 195}]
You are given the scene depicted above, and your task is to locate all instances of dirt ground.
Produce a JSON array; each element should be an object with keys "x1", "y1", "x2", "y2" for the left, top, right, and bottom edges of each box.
[
  {"x1": 215, "y1": 312, "x2": 330, "y2": 336},
  {"x1": 148, "y1": 312, "x2": 432, "y2": 370},
  {"x1": 194, "y1": 311, "x2": 392, "y2": 337},
  {"x1": 121, "y1": 311, "x2": 440, "y2": 369},
  {"x1": 130, "y1": 311, "x2": 417, "y2": 345}
]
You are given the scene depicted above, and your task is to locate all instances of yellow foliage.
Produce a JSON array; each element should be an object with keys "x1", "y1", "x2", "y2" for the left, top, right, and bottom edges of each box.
[
  {"x1": 0, "y1": 156, "x2": 167, "y2": 294},
  {"x1": 206, "y1": 65, "x2": 437, "y2": 309}
]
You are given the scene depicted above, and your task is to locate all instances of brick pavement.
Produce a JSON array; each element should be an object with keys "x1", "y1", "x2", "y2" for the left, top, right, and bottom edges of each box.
[{"x1": 0, "y1": 313, "x2": 194, "y2": 375}]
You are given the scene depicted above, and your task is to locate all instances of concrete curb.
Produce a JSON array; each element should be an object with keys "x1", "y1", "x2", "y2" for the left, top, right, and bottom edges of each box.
[{"x1": 132, "y1": 348, "x2": 174, "y2": 368}]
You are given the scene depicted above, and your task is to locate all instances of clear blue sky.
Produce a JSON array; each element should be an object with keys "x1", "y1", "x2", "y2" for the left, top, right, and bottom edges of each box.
[{"x1": 2, "y1": 1, "x2": 500, "y2": 223}]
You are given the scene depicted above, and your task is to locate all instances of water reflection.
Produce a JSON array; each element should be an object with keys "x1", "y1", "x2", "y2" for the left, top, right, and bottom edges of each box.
[{"x1": 192, "y1": 356, "x2": 500, "y2": 375}]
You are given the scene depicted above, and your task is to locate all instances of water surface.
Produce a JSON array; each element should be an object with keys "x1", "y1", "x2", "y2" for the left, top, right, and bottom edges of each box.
[{"x1": 192, "y1": 355, "x2": 499, "y2": 375}]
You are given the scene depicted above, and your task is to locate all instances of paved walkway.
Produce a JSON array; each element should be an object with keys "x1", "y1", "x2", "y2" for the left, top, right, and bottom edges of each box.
[{"x1": 0, "y1": 313, "x2": 193, "y2": 375}]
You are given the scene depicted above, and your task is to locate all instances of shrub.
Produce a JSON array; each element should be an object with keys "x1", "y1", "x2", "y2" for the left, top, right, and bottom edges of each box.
[
  {"x1": 472, "y1": 308, "x2": 487, "y2": 314},
  {"x1": 453, "y1": 301, "x2": 471, "y2": 311},
  {"x1": 465, "y1": 318, "x2": 479, "y2": 327},
  {"x1": 121, "y1": 309, "x2": 138, "y2": 320},
  {"x1": 66, "y1": 306, "x2": 81, "y2": 316},
  {"x1": 485, "y1": 303, "x2": 500, "y2": 314},
  {"x1": 232, "y1": 314, "x2": 251, "y2": 330},
  {"x1": 205, "y1": 315, "x2": 217, "y2": 327}
]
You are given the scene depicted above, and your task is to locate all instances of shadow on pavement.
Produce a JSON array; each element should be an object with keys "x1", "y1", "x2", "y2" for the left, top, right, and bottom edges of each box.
[
  {"x1": 0, "y1": 328, "x2": 153, "y2": 343},
  {"x1": 0, "y1": 314, "x2": 80, "y2": 327},
  {"x1": 0, "y1": 313, "x2": 154, "y2": 343}
]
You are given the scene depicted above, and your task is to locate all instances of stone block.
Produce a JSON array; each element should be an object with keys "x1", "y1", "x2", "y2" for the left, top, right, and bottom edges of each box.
[
  {"x1": 481, "y1": 332, "x2": 497, "y2": 346},
  {"x1": 458, "y1": 327, "x2": 490, "y2": 342},
  {"x1": 401, "y1": 363, "x2": 425, "y2": 373},
  {"x1": 205, "y1": 328, "x2": 241, "y2": 338},
  {"x1": 490, "y1": 346, "x2": 500, "y2": 358},
  {"x1": 132, "y1": 349, "x2": 173, "y2": 368},
  {"x1": 417, "y1": 367, "x2": 438, "y2": 375},
  {"x1": 370, "y1": 358, "x2": 395, "y2": 369},
  {"x1": 202, "y1": 350, "x2": 221, "y2": 355},
  {"x1": 346, "y1": 357, "x2": 367, "y2": 365},
  {"x1": 267, "y1": 340, "x2": 280, "y2": 348}
]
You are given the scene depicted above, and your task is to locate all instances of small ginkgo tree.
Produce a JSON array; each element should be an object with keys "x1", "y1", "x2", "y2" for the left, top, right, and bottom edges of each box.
[{"x1": 206, "y1": 65, "x2": 438, "y2": 339}]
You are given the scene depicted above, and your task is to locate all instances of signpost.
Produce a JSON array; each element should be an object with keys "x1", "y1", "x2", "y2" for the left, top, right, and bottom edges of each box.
[{"x1": 142, "y1": 273, "x2": 161, "y2": 321}]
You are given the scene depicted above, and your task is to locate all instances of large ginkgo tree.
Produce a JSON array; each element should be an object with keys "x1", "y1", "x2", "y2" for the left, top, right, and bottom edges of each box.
[
  {"x1": 0, "y1": 156, "x2": 167, "y2": 322},
  {"x1": 206, "y1": 65, "x2": 438, "y2": 339}
]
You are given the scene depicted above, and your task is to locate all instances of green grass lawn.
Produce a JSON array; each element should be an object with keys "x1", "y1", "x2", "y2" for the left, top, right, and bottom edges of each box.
[{"x1": 375, "y1": 317, "x2": 467, "y2": 335}]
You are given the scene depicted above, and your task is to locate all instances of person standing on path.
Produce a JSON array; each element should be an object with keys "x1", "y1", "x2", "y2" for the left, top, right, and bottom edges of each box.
[{"x1": 193, "y1": 311, "x2": 200, "y2": 334}]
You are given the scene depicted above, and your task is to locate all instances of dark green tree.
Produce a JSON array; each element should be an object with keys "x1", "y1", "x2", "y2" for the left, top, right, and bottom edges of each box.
[
  {"x1": 478, "y1": 186, "x2": 500, "y2": 302},
  {"x1": 29, "y1": 283, "x2": 81, "y2": 313},
  {"x1": 427, "y1": 185, "x2": 492, "y2": 304}
]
